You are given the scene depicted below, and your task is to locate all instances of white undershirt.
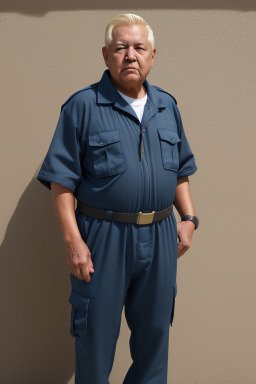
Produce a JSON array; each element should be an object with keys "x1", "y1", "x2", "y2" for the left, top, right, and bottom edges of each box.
[{"x1": 117, "y1": 89, "x2": 147, "y2": 123}]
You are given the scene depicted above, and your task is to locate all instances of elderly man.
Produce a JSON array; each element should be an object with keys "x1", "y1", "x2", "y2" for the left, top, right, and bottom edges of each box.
[{"x1": 37, "y1": 13, "x2": 199, "y2": 384}]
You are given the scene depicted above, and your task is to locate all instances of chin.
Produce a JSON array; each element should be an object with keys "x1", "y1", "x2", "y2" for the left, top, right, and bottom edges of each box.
[{"x1": 121, "y1": 73, "x2": 140, "y2": 81}]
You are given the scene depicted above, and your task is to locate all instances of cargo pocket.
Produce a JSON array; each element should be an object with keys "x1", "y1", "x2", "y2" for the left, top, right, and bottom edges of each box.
[
  {"x1": 69, "y1": 290, "x2": 90, "y2": 338},
  {"x1": 88, "y1": 130, "x2": 126, "y2": 178},
  {"x1": 170, "y1": 281, "x2": 177, "y2": 327},
  {"x1": 157, "y1": 129, "x2": 181, "y2": 171}
]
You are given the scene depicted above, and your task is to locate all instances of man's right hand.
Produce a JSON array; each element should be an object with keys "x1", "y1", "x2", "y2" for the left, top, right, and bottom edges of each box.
[
  {"x1": 50, "y1": 182, "x2": 95, "y2": 282},
  {"x1": 66, "y1": 238, "x2": 95, "y2": 282}
]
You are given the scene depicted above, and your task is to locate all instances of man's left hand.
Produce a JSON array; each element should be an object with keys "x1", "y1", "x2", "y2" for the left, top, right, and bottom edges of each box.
[{"x1": 177, "y1": 220, "x2": 195, "y2": 258}]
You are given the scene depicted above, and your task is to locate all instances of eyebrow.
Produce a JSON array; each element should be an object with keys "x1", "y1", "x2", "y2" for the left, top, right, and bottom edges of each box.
[{"x1": 116, "y1": 41, "x2": 146, "y2": 46}]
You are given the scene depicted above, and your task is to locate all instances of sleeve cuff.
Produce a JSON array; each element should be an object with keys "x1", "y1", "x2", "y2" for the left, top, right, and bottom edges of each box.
[
  {"x1": 177, "y1": 165, "x2": 197, "y2": 179},
  {"x1": 36, "y1": 172, "x2": 76, "y2": 193}
]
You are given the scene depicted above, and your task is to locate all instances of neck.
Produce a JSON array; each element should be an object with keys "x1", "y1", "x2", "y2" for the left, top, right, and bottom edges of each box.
[{"x1": 111, "y1": 78, "x2": 147, "y2": 99}]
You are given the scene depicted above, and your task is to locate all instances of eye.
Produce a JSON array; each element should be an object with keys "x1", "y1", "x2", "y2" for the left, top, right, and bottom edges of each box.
[{"x1": 136, "y1": 47, "x2": 145, "y2": 51}]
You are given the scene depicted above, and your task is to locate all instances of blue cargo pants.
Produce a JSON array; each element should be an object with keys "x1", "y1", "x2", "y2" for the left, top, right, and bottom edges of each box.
[{"x1": 69, "y1": 206, "x2": 178, "y2": 384}]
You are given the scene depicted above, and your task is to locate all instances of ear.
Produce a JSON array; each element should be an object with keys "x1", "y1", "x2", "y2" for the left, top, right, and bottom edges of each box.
[
  {"x1": 151, "y1": 47, "x2": 156, "y2": 68},
  {"x1": 102, "y1": 46, "x2": 109, "y2": 67}
]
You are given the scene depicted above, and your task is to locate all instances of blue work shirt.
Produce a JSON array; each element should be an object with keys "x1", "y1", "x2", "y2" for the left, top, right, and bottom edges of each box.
[{"x1": 36, "y1": 69, "x2": 197, "y2": 213}]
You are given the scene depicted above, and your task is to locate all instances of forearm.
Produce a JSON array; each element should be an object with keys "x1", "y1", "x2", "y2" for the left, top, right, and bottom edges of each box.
[
  {"x1": 173, "y1": 176, "x2": 196, "y2": 218},
  {"x1": 51, "y1": 182, "x2": 82, "y2": 243}
]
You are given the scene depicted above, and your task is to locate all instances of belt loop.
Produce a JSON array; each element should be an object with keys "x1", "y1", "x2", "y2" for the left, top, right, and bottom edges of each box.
[{"x1": 105, "y1": 210, "x2": 113, "y2": 220}]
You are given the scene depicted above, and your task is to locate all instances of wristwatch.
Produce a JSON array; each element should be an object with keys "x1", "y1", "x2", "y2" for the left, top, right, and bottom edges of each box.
[{"x1": 181, "y1": 215, "x2": 199, "y2": 230}]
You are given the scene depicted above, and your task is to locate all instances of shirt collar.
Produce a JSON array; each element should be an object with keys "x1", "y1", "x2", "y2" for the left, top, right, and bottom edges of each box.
[{"x1": 97, "y1": 69, "x2": 167, "y2": 109}]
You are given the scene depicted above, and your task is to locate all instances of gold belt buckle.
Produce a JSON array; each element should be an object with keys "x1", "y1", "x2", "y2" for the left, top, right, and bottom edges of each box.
[{"x1": 136, "y1": 211, "x2": 155, "y2": 225}]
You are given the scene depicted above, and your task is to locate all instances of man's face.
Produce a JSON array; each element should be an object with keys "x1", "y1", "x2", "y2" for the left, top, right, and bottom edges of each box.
[{"x1": 102, "y1": 24, "x2": 156, "y2": 89}]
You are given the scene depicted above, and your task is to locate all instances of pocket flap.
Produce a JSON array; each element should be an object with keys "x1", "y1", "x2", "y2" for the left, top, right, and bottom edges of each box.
[
  {"x1": 173, "y1": 281, "x2": 177, "y2": 297},
  {"x1": 157, "y1": 129, "x2": 181, "y2": 144},
  {"x1": 89, "y1": 130, "x2": 121, "y2": 146},
  {"x1": 69, "y1": 290, "x2": 90, "y2": 311}
]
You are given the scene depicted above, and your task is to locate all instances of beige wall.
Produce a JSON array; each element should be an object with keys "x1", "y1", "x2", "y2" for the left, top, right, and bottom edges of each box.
[{"x1": 1, "y1": 4, "x2": 256, "y2": 384}]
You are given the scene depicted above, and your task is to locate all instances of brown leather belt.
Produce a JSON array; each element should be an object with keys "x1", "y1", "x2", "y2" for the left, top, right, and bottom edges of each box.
[{"x1": 77, "y1": 200, "x2": 173, "y2": 225}]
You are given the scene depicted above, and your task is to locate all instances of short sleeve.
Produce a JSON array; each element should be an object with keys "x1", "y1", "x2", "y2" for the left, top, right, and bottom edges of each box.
[
  {"x1": 175, "y1": 105, "x2": 198, "y2": 179},
  {"x1": 36, "y1": 106, "x2": 82, "y2": 192}
]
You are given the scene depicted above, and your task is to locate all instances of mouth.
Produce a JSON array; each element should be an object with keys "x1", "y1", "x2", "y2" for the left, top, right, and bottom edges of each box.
[{"x1": 122, "y1": 67, "x2": 137, "y2": 71}]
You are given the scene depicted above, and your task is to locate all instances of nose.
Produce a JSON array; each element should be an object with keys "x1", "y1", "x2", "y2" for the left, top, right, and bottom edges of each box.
[{"x1": 125, "y1": 46, "x2": 136, "y2": 61}]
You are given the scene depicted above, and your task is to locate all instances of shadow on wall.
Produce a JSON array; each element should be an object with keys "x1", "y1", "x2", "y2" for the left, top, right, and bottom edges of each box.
[
  {"x1": 0, "y1": 0, "x2": 256, "y2": 13},
  {"x1": 0, "y1": 179, "x2": 75, "y2": 384}
]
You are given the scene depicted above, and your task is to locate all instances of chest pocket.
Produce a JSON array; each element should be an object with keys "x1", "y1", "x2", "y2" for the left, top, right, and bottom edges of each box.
[
  {"x1": 88, "y1": 130, "x2": 126, "y2": 178},
  {"x1": 157, "y1": 129, "x2": 181, "y2": 172}
]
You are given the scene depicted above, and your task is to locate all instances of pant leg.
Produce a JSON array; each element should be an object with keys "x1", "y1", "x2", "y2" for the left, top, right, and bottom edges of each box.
[
  {"x1": 69, "y1": 209, "x2": 177, "y2": 384},
  {"x1": 123, "y1": 212, "x2": 178, "y2": 384},
  {"x1": 69, "y1": 209, "x2": 137, "y2": 384}
]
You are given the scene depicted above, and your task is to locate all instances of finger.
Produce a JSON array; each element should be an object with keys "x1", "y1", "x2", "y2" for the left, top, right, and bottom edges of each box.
[
  {"x1": 81, "y1": 265, "x2": 91, "y2": 283},
  {"x1": 178, "y1": 244, "x2": 189, "y2": 258},
  {"x1": 88, "y1": 260, "x2": 94, "y2": 272},
  {"x1": 177, "y1": 244, "x2": 183, "y2": 258},
  {"x1": 72, "y1": 267, "x2": 82, "y2": 280},
  {"x1": 86, "y1": 253, "x2": 94, "y2": 272},
  {"x1": 177, "y1": 242, "x2": 186, "y2": 258}
]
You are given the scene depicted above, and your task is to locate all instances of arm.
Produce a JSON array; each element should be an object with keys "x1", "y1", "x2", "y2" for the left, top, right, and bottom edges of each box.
[
  {"x1": 51, "y1": 182, "x2": 95, "y2": 282},
  {"x1": 173, "y1": 176, "x2": 197, "y2": 258}
]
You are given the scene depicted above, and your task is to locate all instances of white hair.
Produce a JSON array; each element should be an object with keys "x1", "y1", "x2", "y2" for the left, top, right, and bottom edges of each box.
[{"x1": 104, "y1": 13, "x2": 155, "y2": 49}]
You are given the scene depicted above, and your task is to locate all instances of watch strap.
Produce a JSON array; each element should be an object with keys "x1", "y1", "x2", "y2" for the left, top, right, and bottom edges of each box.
[{"x1": 181, "y1": 215, "x2": 199, "y2": 230}]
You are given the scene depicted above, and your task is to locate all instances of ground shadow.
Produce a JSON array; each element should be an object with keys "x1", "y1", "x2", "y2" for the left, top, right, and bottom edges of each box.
[{"x1": 0, "y1": 179, "x2": 75, "y2": 384}]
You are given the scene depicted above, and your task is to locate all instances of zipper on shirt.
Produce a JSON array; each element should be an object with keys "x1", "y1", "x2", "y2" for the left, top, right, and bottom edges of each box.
[
  {"x1": 139, "y1": 118, "x2": 152, "y2": 162},
  {"x1": 139, "y1": 116, "x2": 154, "y2": 212}
]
